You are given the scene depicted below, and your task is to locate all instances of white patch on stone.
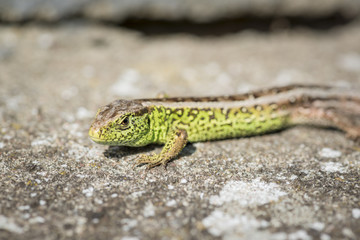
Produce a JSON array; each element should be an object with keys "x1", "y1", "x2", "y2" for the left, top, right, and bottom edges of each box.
[
  {"x1": 0, "y1": 215, "x2": 24, "y2": 234},
  {"x1": 288, "y1": 230, "x2": 312, "y2": 240},
  {"x1": 0, "y1": 142, "x2": 4, "y2": 149},
  {"x1": 319, "y1": 148, "x2": 342, "y2": 158},
  {"x1": 320, "y1": 162, "x2": 346, "y2": 173},
  {"x1": 166, "y1": 199, "x2": 177, "y2": 207},
  {"x1": 31, "y1": 137, "x2": 53, "y2": 147},
  {"x1": 168, "y1": 185, "x2": 174, "y2": 190},
  {"x1": 62, "y1": 122, "x2": 83, "y2": 138},
  {"x1": 290, "y1": 175, "x2": 298, "y2": 180},
  {"x1": 131, "y1": 191, "x2": 145, "y2": 198},
  {"x1": 202, "y1": 210, "x2": 241, "y2": 237},
  {"x1": 111, "y1": 69, "x2": 141, "y2": 96},
  {"x1": 209, "y1": 179, "x2": 287, "y2": 206},
  {"x1": 143, "y1": 202, "x2": 155, "y2": 217},
  {"x1": 180, "y1": 178, "x2": 187, "y2": 184},
  {"x1": 82, "y1": 187, "x2": 94, "y2": 197},
  {"x1": 202, "y1": 210, "x2": 269, "y2": 237},
  {"x1": 121, "y1": 219, "x2": 137, "y2": 232},
  {"x1": 68, "y1": 143, "x2": 100, "y2": 160},
  {"x1": 199, "y1": 193, "x2": 204, "y2": 199},
  {"x1": 3, "y1": 135, "x2": 12, "y2": 140},
  {"x1": 309, "y1": 222, "x2": 325, "y2": 231},
  {"x1": 320, "y1": 233, "x2": 331, "y2": 240},
  {"x1": 338, "y1": 53, "x2": 360, "y2": 72},
  {"x1": 352, "y1": 208, "x2": 360, "y2": 219},
  {"x1": 37, "y1": 172, "x2": 47, "y2": 176},
  {"x1": 342, "y1": 228, "x2": 356, "y2": 239},
  {"x1": 86, "y1": 147, "x2": 103, "y2": 158},
  {"x1": 121, "y1": 237, "x2": 139, "y2": 240},
  {"x1": 18, "y1": 205, "x2": 30, "y2": 211},
  {"x1": 29, "y1": 216, "x2": 45, "y2": 224},
  {"x1": 271, "y1": 232, "x2": 288, "y2": 239}
]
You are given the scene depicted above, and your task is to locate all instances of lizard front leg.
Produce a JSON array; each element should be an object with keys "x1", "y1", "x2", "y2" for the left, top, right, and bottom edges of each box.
[{"x1": 135, "y1": 129, "x2": 188, "y2": 169}]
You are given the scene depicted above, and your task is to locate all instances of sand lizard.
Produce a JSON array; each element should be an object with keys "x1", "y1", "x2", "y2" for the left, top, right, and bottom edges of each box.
[{"x1": 88, "y1": 84, "x2": 360, "y2": 169}]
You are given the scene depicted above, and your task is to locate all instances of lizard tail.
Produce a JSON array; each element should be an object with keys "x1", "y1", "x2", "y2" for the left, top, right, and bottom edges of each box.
[{"x1": 289, "y1": 97, "x2": 360, "y2": 143}]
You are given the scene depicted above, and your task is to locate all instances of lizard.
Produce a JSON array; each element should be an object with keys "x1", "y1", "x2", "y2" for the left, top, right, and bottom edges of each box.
[{"x1": 88, "y1": 84, "x2": 360, "y2": 169}]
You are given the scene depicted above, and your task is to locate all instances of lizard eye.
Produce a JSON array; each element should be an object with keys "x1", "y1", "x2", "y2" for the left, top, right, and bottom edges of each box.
[
  {"x1": 116, "y1": 117, "x2": 130, "y2": 130},
  {"x1": 122, "y1": 117, "x2": 129, "y2": 126}
]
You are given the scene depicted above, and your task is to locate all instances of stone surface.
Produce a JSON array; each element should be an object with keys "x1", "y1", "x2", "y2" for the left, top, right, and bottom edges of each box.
[
  {"x1": 1, "y1": 0, "x2": 360, "y2": 22},
  {"x1": 0, "y1": 20, "x2": 360, "y2": 239}
]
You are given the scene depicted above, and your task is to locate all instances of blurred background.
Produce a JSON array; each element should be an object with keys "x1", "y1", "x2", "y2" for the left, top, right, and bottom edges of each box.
[
  {"x1": 1, "y1": 0, "x2": 360, "y2": 23},
  {"x1": 1, "y1": 1, "x2": 360, "y2": 240},
  {"x1": 1, "y1": 0, "x2": 360, "y2": 104}
]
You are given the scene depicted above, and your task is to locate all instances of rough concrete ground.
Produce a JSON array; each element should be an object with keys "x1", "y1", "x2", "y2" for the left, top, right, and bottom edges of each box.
[{"x1": 0, "y1": 20, "x2": 360, "y2": 240}]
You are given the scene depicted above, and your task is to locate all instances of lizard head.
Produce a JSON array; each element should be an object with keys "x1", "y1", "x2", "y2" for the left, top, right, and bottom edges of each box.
[{"x1": 89, "y1": 100, "x2": 150, "y2": 146}]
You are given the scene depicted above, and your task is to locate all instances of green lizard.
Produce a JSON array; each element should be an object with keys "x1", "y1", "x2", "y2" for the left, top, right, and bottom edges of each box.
[{"x1": 89, "y1": 84, "x2": 360, "y2": 169}]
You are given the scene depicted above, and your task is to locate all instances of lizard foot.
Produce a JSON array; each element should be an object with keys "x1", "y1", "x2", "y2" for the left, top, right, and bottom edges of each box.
[{"x1": 134, "y1": 153, "x2": 164, "y2": 169}]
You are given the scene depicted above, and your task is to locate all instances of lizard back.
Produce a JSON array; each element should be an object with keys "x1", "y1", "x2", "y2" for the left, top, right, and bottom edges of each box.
[{"x1": 141, "y1": 85, "x2": 360, "y2": 143}]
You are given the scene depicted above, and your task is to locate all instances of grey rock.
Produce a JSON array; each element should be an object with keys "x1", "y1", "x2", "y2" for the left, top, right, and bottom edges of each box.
[{"x1": 0, "y1": 21, "x2": 359, "y2": 239}]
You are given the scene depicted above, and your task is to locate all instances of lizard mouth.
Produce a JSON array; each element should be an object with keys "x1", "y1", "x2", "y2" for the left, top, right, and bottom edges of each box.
[
  {"x1": 89, "y1": 136, "x2": 103, "y2": 143},
  {"x1": 88, "y1": 128, "x2": 105, "y2": 144},
  {"x1": 88, "y1": 127, "x2": 121, "y2": 145}
]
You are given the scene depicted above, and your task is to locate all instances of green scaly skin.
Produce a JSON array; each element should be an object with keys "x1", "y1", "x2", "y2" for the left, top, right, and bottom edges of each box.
[
  {"x1": 148, "y1": 105, "x2": 289, "y2": 143},
  {"x1": 88, "y1": 85, "x2": 360, "y2": 169}
]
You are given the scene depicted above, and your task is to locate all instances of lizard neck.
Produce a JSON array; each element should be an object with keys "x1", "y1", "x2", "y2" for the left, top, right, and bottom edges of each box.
[{"x1": 147, "y1": 106, "x2": 169, "y2": 144}]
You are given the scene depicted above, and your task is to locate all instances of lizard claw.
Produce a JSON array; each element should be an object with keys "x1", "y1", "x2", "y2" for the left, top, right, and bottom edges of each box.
[{"x1": 132, "y1": 154, "x2": 149, "y2": 168}]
